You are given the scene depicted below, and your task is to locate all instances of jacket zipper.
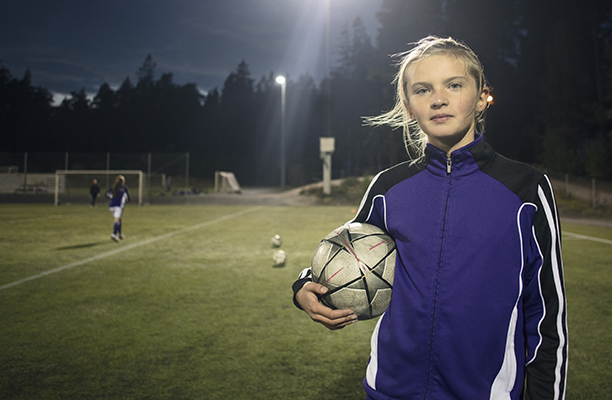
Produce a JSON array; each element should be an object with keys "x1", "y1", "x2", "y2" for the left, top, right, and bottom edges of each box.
[{"x1": 424, "y1": 156, "x2": 452, "y2": 399}]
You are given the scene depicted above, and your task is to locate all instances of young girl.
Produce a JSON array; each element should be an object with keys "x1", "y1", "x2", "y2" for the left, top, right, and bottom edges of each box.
[
  {"x1": 293, "y1": 36, "x2": 567, "y2": 399},
  {"x1": 108, "y1": 175, "x2": 130, "y2": 242}
]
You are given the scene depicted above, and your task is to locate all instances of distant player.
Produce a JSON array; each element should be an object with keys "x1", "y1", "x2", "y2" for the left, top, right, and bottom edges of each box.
[
  {"x1": 89, "y1": 178, "x2": 100, "y2": 208},
  {"x1": 107, "y1": 175, "x2": 130, "y2": 242}
]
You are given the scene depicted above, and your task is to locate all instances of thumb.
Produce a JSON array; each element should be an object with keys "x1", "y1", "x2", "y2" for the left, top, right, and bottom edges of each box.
[{"x1": 318, "y1": 285, "x2": 328, "y2": 294}]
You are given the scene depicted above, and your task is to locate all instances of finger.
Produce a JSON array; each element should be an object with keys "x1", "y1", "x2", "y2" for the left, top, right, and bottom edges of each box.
[
  {"x1": 308, "y1": 306, "x2": 358, "y2": 330},
  {"x1": 299, "y1": 283, "x2": 358, "y2": 329},
  {"x1": 327, "y1": 307, "x2": 357, "y2": 319},
  {"x1": 309, "y1": 298, "x2": 355, "y2": 318},
  {"x1": 303, "y1": 281, "x2": 328, "y2": 295},
  {"x1": 317, "y1": 314, "x2": 358, "y2": 330}
]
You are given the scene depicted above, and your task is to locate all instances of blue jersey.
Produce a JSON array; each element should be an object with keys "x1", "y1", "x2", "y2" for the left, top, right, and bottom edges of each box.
[
  {"x1": 108, "y1": 185, "x2": 130, "y2": 208},
  {"x1": 293, "y1": 134, "x2": 567, "y2": 399}
]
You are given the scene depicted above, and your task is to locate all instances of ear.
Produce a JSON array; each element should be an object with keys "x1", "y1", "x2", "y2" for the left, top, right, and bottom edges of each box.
[{"x1": 475, "y1": 87, "x2": 490, "y2": 112}]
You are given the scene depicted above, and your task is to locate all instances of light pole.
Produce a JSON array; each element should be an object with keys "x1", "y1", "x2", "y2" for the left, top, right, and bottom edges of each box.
[
  {"x1": 276, "y1": 75, "x2": 287, "y2": 189},
  {"x1": 325, "y1": 0, "x2": 331, "y2": 82},
  {"x1": 324, "y1": 0, "x2": 332, "y2": 137},
  {"x1": 321, "y1": 0, "x2": 333, "y2": 195}
]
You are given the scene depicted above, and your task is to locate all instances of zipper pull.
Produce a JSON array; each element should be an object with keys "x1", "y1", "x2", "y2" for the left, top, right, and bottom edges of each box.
[{"x1": 446, "y1": 156, "x2": 452, "y2": 174}]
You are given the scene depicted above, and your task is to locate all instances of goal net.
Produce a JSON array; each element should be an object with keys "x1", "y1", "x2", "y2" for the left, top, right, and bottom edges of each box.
[
  {"x1": 54, "y1": 170, "x2": 144, "y2": 206},
  {"x1": 214, "y1": 171, "x2": 241, "y2": 193}
]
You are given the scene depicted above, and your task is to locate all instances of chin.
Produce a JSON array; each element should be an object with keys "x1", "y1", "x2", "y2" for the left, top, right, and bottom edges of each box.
[{"x1": 426, "y1": 129, "x2": 474, "y2": 150}]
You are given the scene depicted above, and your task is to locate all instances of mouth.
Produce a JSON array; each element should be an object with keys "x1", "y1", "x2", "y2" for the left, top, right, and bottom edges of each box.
[{"x1": 431, "y1": 114, "x2": 452, "y2": 123}]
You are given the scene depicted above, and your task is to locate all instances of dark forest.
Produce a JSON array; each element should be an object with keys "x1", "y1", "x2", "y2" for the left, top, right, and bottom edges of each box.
[{"x1": 2, "y1": 0, "x2": 612, "y2": 186}]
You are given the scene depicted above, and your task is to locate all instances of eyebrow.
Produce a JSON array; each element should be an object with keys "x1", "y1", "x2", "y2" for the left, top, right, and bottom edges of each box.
[{"x1": 410, "y1": 76, "x2": 468, "y2": 88}]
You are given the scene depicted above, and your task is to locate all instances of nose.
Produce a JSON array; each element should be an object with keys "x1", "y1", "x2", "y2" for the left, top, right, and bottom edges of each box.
[{"x1": 430, "y1": 90, "x2": 448, "y2": 108}]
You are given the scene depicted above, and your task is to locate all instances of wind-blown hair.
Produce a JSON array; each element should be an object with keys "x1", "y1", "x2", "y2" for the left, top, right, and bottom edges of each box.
[{"x1": 364, "y1": 36, "x2": 490, "y2": 163}]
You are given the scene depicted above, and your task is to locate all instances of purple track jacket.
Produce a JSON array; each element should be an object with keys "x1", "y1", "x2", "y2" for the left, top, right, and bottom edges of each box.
[{"x1": 293, "y1": 134, "x2": 567, "y2": 399}]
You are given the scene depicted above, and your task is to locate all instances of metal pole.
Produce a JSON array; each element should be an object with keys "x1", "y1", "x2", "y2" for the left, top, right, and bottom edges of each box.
[
  {"x1": 185, "y1": 152, "x2": 190, "y2": 188},
  {"x1": 147, "y1": 152, "x2": 151, "y2": 196},
  {"x1": 54, "y1": 171, "x2": 59, "y2": 206},
  {"x1": 323, "y1": 153, "x2": 332, "y2": 195},
  {"x1": 280, "y1": 82, "x2": 286, "y2": 189},
  {"x1": 324, "y1": 0, "x2": 332, "y2": 138},
  {"x1": 592, "y1": 178, "x2": 597, "y2": 208},
  {"x1": 139, "y1": 171, "x2": 143, "y2": 206},
  {"x1": 106, "y1": 152, "x2": 110, "y2": 188},
  {"x1": 64, "y1": 151, "x2": 69, "y2": 171},
  {"x1": 325, "y1": 0, "x2": 331, "y2": 82},
  {"x1": 23, "y1": 152, "x2": 28, "y2": 188}
]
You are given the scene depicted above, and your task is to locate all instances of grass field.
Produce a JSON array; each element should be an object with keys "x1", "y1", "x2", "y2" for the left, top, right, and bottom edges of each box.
[{"x1": 0, "y1": 204, "x2": 611, "y2": 399}]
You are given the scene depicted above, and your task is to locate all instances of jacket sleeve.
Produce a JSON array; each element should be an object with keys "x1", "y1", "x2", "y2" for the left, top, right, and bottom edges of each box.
[
  {"x1": 291, "y1": 268, "x2": 312, "y2": 310},
  {"x1": 523, "y1": 175, "x2": 568, "y2": 399}
]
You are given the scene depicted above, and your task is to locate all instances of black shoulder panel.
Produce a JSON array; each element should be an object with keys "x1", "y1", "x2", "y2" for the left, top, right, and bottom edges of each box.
[
  {"x1": 375, "y1": 159, "x2": 426, "y2": 193},
  {"x1": 472, "y1": 145, "x2": 544, "y2": 204},
  {"x1": 353, "y1": 159, "x2": 426, "y2": 223}
]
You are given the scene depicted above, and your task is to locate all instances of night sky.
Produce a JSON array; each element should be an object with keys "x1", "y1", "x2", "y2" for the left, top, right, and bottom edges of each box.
[{"x1": 0, "y1": 0, "x2": 382, "y2": 103}]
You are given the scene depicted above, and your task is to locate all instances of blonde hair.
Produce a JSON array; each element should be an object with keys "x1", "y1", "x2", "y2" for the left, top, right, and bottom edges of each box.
[{"x1": 364, "y1": 36, "x2": 490, "y2": 162}]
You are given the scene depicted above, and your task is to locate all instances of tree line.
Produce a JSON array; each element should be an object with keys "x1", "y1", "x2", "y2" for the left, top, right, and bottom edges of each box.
[{"x1": 2, "y1": 0, "x2": 612, "y2": 186}]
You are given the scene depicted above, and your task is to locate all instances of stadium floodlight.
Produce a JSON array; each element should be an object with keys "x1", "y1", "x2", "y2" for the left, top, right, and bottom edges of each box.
[
  {"x1": 54, "y1": 170, "x2": 144, "y2": 206},
  {"x1": 276, "y1": 75, "x2": 287, "y2": 189}
]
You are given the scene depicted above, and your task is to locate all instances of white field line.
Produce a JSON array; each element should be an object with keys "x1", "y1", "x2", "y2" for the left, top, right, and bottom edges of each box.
[
  {"x1": 0, "y1": 207, "x2": 261, "y2": 291},
  {"x1": 562, "y1": 231, "x2": 612, "y2": 245}
]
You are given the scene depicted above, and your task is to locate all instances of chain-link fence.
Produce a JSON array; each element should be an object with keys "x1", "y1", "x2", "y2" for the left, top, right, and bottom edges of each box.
[
  {"x1": 0, "y1": 151, "x2": 194, "y2": 194},
  {"x1": 3, "y1": 152, "x2": 612, "y2": 209},
  {"x1": 548, "y1": 172, "x2": 612, "y2": 208}
]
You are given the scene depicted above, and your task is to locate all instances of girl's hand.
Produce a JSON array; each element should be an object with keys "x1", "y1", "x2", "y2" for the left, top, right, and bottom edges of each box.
[{"x1": 295, "y1": 282, "x2": 358, "y2": 330}]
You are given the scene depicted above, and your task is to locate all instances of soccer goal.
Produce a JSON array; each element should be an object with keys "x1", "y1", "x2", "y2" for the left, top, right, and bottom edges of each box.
[
  {"x1": 214, "y1": 171, "x2": 241, "y2": 193},
  {"x1": 54, "y1": 170, "x2": 144, "y2": 206}
]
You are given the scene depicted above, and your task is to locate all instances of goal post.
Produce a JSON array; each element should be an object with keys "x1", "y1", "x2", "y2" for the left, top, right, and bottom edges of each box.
[
  {"x1": 214, "y1": 171, "x2": 241, "y2": 193},
  {"x1": 54, "y1": 170, "x2": 144, "y2": 206}
]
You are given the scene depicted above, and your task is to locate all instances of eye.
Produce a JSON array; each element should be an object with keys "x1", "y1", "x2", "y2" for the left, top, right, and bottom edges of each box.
[
  {"x1": 414, "y1": 87, "x2": 429, "y2": 95},
  {"x1": 448, "y1": 82, "x2": 463, "y2": 90}
]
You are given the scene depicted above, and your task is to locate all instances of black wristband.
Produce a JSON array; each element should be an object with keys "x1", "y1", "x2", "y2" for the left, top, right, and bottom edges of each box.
[{"x1": 292, "y1": 278, "x2": 311, "y2": 310}]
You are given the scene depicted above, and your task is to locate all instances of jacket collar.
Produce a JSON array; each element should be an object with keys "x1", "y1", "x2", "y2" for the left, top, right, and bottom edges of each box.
[{"x1": 424, "y1": 133, "x2": 493, "y2": 177}]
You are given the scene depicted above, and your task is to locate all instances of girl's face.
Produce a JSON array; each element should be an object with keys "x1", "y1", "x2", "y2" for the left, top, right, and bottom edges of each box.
[{"x1": 405, "y1": 54, "x2": 487, "y2": 155}]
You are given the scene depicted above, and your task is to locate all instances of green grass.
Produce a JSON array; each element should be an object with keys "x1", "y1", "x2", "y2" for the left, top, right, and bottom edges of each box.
[
  {"x1": 560, "y1": 223, "x2": 612, "y2": 398},
  {"x1": 0, "y1": 204, "x2": 611, "y2": 399}
]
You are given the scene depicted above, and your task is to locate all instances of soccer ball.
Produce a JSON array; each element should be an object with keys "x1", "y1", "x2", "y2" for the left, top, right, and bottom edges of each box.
[
  {"x1": 311, "y1": 222, "x2": 396, "y2": 320},
  {"x1": 273, "y1": 250, "x2": 287, "y2": 266},
  {"x1": 271, "y1": 234, "x2": 282, "y2": 248}
]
